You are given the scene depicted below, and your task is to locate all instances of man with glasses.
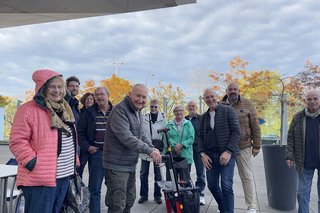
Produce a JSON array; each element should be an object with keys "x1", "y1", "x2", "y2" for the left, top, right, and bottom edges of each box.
[
  {"x1": 138, "y1": 99, "x2": 167, "y2": 204},
  {"x1": 65, "y1": 76, "x2": 81, "y2": 122},
  {"x1": 78, "y1": 87, "x2": 113, "y2": 213}
]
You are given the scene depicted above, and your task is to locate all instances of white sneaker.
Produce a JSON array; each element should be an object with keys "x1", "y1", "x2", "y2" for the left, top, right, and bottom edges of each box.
[
  {"x1": 217, "y1": 210, "x2": 220, "y2": 213},
  {"x1": 247, "y1": 209, "x2": 256, "y2": 213},
  {"x1": 199, "y1": 196, "x2": 205, "y2": 205}
]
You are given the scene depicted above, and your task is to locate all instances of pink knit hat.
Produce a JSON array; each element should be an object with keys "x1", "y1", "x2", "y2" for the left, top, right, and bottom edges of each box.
[{"x1": 32, "y1": 69, "x2": 62, "y2": 93}]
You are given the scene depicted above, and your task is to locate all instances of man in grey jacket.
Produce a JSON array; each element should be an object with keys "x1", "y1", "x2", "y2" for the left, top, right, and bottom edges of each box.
[{"x1": 103, "y1": 84, "x2": 162, "y2": 213}]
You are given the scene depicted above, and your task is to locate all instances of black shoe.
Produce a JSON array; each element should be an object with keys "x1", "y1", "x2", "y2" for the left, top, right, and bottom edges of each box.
[
  {"x1": 138, "y1": 197, "x2": 148, "y2": 204},
  {"x1": 154, "y1": 197, "x2": 162, "y2": 204}
]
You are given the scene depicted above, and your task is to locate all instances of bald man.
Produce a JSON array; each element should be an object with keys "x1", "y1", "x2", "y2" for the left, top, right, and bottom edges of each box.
[
  {"x1": 186, "y1": 100, "x2": 206, "y2": 205},
  {"x1": 286, "y1": 89, "x2": 320, "y2": 213},
  {"x1": 221, "y1": 82, "x2": 261, "y2": 213},
  {"x1": 103, "y1": 84, "x2": 162, "y2": 213},
  {"x1": 199, "y1": 88, "x2": 240, "y2": 213}
]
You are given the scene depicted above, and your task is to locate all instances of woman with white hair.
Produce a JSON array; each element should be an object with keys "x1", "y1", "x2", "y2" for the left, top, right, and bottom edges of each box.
[{"x1": 165, "y1": 105, "x2": 195, "y2": 183}]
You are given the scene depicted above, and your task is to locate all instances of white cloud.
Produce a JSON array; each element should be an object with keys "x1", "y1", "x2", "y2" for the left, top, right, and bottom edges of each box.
[{"x1": 0, "y1": 0, "x2": 320, "y2": 100}]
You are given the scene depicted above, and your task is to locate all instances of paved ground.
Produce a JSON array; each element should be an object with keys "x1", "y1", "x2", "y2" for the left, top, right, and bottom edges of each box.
[{"x1": 1, "y1": 144, "x2": 318, "y2": 212}]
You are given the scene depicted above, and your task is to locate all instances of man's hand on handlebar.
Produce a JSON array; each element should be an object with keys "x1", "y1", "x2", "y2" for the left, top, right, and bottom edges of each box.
[{"x1": 150, "y1": 149, "x2": 162, "y2": 165}]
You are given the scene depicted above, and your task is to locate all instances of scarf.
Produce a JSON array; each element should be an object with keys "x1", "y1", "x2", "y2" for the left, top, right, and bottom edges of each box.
[
  {"x1": 44, "y1": 98, "x2": 75, "y2": 134},
  {"x1": 305, "y1": 108, "x2": 320, "y2": 118}
]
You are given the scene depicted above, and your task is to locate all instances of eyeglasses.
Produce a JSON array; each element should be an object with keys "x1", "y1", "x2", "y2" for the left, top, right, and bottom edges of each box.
[{"x1": 150, "y1": 106, "x2": 158, "y2": 108}]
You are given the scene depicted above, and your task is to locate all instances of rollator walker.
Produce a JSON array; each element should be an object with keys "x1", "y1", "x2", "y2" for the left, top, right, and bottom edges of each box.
[{"x1": 156, "y1": 128, "x2": 200, "y2": 213}]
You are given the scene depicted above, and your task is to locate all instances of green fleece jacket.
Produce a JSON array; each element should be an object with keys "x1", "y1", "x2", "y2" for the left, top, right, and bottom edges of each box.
[{"x1": 165, "y1": 119, "x2": 195, "y2": 164}]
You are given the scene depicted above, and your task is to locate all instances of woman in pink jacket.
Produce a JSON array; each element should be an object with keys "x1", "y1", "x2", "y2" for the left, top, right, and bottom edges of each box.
[{"x1": 9, "y1": 69, "x2": 79, "y2": 213}]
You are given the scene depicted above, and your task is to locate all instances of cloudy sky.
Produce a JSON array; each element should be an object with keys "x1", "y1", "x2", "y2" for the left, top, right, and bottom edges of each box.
[{"x1": 0, "y1": 0, "x2": 320, "y2": 100}]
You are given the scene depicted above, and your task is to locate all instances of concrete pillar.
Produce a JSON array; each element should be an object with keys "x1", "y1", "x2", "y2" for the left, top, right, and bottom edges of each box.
[{"x1": 0, "y1": 107, "x2": 4, "y2": 141}]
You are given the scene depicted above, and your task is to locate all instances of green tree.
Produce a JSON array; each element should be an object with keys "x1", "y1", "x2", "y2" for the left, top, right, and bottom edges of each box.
[
  {"x1": 149, "y1": 82, "x2": 185, "y2": 120},
  {"x1": 0, "y1": 95, "x2": 11, "y2": 107},
  {"x1": 4, "y1": 99, "x2": 18, "y2": 138}
]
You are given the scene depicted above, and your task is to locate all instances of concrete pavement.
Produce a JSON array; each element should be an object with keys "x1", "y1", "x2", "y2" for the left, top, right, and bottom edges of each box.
[{"x1": 1, "y1": 144, "x2": 318, "y2": 212}]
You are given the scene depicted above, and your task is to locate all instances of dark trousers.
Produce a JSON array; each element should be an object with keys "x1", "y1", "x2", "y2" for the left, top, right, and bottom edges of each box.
[
  {"x1": 139, "y1": 159, "x2": 162, "y2": 199},
  {"x1": 21, "y1": 176, "x2": 70, "y2": 213},
  {"x1": 193, "y1": 149, "x2": 206, "y2": 196},
  {"x1": 88, "y1": 150, "x2": 105, "y2": 213},
  {"x1": 206, "y1": 150, "x2": 236, "y2": 213},
  {"x1": 105, "y1": 169, "x2": 136, "y2": 213}
]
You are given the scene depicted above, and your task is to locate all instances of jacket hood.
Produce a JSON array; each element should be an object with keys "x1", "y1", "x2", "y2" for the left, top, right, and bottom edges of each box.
[{"x1": 32, "y1": 69, "x2": 62, "y2": 94}]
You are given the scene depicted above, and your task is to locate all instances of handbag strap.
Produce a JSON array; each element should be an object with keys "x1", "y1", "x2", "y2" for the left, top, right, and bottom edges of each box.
[{"x1": 149, "y1": 114, "x2": 153, "y2": 140}]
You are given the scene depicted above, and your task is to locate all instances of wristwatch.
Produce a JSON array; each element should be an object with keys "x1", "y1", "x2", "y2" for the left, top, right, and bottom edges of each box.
[{"x1": 200, "y1": 152, "x2": 206, "y2": 157}]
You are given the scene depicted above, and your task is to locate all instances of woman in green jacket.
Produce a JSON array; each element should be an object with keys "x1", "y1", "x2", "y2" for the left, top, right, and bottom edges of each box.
[{"x1": 165, "y1": 105, "x2": 195, "y2": 183}]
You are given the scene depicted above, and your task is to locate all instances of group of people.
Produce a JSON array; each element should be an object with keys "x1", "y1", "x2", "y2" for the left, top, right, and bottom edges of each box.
[
  {"x1": 7, "y1": 68, "x2": 320, "y2": 213},
  {"x1": 138, "y1": 83, "x2": 261, "y2": 213},
  {"x1": 9, "y1": 69, "x2": 161, "y2": 213}
]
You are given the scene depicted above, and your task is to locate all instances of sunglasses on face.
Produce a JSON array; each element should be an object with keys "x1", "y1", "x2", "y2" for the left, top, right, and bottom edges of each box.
[{"x1": 150, "y1": 106, "x2": 158, "y2": 108}]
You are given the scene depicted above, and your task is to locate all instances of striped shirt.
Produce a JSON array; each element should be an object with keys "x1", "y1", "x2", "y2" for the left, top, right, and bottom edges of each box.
[
  {"x1": 94, "y1": 110, "x2": 110, "y2": 149},
  {"x1": 57, "y1": 125, "x2": 75, "y2": 179}
]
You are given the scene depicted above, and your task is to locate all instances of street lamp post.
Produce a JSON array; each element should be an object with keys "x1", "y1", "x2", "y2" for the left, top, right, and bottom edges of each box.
[
  {"x1": 145, "y1": 73, "x2": 155, "y2": 88},
  {"x1": 144, "y1": 73, "x2": 154, "y2": 113},
  {"x1": 113, "y1": 61, "x2": 123, "y2": 76}
]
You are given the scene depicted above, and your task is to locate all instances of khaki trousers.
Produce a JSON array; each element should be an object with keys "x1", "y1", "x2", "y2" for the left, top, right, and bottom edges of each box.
[
  {"x1": 105, "y1": 169, "x2": 136, "y2": 213},
  {"x1": 236, "y1": 147, "x2": 257, "y2": 209}
]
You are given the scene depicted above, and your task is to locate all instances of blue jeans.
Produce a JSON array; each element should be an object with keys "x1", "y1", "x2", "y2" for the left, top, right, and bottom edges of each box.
[
  {"x1": 297, "y1": 168, "x2": 320, "y2": 213},
  {"x1": 21, "y1": 176, "x2": 70, "y2": 213},
  {"x1": 139, "y1": 159, "x2": 162, "y2": 199},
  {"x1": 193, "y1": 149, "x2": 206, "y2": 196},
  {"x1": 206, "y1": 151, "x2": 235, "y2": 213},
  {"x1": 88, "y1": 150, "x2": 105, "y2": 213}
]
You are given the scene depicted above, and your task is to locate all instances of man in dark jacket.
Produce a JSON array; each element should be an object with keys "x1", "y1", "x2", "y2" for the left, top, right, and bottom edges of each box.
[
  {"x1": 78, "y1": 87, "x2": 113, "y2": 213},
  {"x1": 199, "y1": 88, "x2": 240, "y2": 213},
  {"x1": 103, "y1": 84, "x2": 162, "y2": 213},
  {"x1": 66, "y1": 76, "x2": 80, "y2": 122},
  {"x1": 286, "y1": 89, "x2": 320, "y2": 213},
  {"x1": 185, "y1": 100, "x2": 206, "y2": 205}
]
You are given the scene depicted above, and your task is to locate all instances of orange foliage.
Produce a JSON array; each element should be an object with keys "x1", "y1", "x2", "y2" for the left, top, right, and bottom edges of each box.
[
  {"x1": 82, "y1": 80, "x2": 96, "y2": 94},
  {"x1": 100, "y1": 74, "x2": 132, "y2": 105}
]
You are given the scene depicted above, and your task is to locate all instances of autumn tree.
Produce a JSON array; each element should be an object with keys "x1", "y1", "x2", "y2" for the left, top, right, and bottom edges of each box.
[
  {"x1": 81, "y1": 80, "x2": 96, "y2": 94},
  {"x1": 209, "y1": 56, "x2": 282, "y2": 117},
  {"x1": 0, "y1": 95, "x2": 11, "y2": 107},
  {"x1": 209, "y1": 56, "x2": 249, "y2": 94},
  {"x1": 283, "y1": 60, "x2": 320, "y2": 107},
  {"x1": 149, "y1": 82, "x2": 185, "y2": 120},
  {"x1": 100, "y1": 74, "x2": 132, "y2": 105},
  {"x1": 3, "y1": 99, "x2": 19, "y2": 138}
]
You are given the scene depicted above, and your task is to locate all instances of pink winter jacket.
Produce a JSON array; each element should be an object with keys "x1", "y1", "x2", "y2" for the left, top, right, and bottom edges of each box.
[{"x1": 9, "y1": 100, "x2": 79, "y2": 187}]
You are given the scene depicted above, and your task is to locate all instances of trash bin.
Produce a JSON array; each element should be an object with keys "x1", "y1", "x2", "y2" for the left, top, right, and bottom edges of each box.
[
  {"x1": 263, "y1": 144, "x2": 297, "y2": 211},
  {"x1": 262, "y1": 135, "x2": 280, "y2": 145}
]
